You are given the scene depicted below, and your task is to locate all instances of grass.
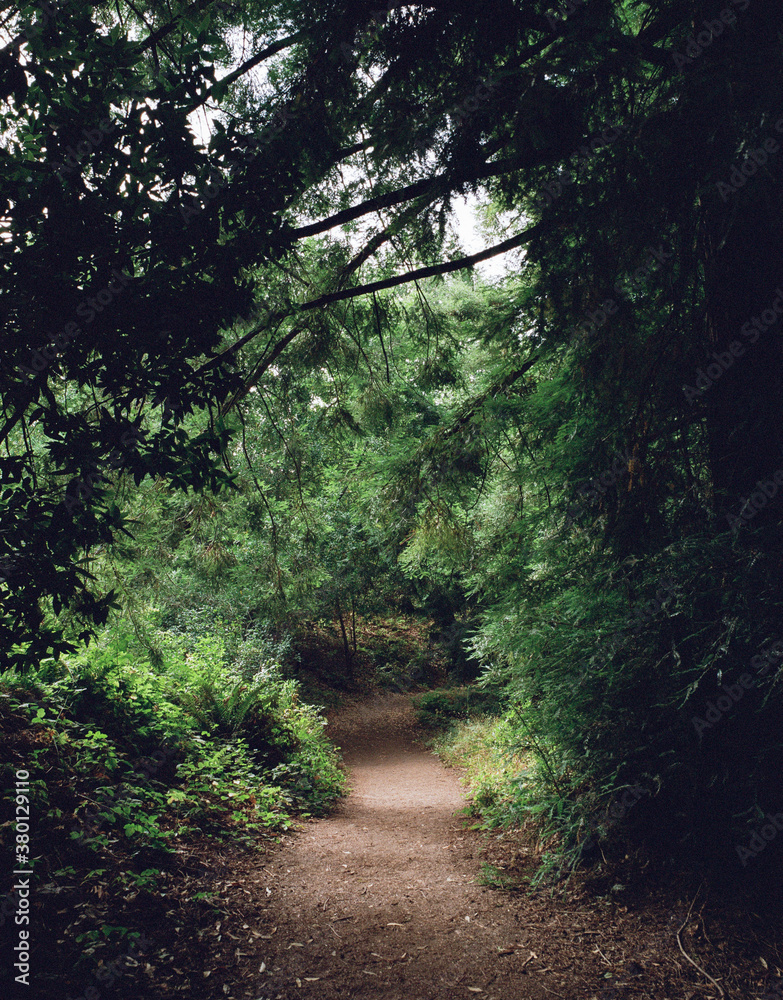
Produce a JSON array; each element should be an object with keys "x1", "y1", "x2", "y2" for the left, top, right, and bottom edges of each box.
[{"x1": 429, "y1": 713, "x2": 532, "y2": 825}]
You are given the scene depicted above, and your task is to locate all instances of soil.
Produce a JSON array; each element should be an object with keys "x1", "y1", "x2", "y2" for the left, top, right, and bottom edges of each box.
[{"x1": 170, "y1": 693, "x2": 783, "y2": 1000}]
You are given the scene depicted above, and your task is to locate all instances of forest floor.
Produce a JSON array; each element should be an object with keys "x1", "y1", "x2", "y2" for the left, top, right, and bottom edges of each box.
[{"x1": 170, "y1": 692, "x2": 781, "y2": 1000}]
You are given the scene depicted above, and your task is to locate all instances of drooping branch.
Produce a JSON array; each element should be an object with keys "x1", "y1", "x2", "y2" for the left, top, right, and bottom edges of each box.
[
  {"x1": 186, "y1": 29, "x2": 310, "y2": 114},
  {"x1": 296, "y1": 226, "x2": 539, "y2": 311},
  {"x1": 430, "y1": 356, "x2": 543, "y2": 448},
  {"x1": 336, "y1": 199, "x2": 430, "y2": 288},
  {"x1": 218, "y1": 317, "x2": 300, "y2": 414}
]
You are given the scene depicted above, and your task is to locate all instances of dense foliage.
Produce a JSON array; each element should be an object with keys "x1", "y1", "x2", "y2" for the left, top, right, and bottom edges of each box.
[{"x1": 2, "y1": 0, "x2": 783, "y2": 893}]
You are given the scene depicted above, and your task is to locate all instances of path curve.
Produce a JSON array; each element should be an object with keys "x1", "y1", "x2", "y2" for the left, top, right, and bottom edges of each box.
[{"x1": 252, "y1": 694, "x2": 558, "y2": 1000}]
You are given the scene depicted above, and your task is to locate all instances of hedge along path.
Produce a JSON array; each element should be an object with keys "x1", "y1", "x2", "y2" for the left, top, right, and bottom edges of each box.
[{"x1": 246, "y1": 693, "x2": 605, "y2": 1000}]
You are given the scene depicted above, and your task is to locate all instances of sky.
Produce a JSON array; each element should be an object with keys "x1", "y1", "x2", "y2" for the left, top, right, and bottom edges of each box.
[{"x1": 450, "y1": 196, "x2": 522, "y2": 281}]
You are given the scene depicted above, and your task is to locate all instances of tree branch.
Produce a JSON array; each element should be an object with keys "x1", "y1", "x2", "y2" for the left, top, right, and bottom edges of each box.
[
  {"x1": 297, "y1": 226, "x2": 538, "y2": 311},
  {"x1": 284, "y1": 155, "x2": 530, "y2": 242},
  {"x1": 195, "y1": 225, "x2": 538, "y2": 396},
  {"x1": 134, "y1": 0, "x2": 217, "y2": 56},
  {"x1": 186, "y1": 29, "x2": 310, "y2": 114},
  {"x1": 336, "y1": 199, "x2": 430, "y2": 288}
]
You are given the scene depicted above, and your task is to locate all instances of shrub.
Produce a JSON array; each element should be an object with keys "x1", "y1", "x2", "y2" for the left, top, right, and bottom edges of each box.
[{"x1": 413, "y1": 684, "x2": 505, "y2": 729}]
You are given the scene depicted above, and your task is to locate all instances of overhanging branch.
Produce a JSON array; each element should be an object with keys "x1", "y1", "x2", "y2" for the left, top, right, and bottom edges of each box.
[
  {"x1": 195, "y1": 225, "x2": 538, "y2": 392},
  {"x1": 186, "y1": 29, "x2": 310, "y2": 114},
  {"x1": 285, "y1": 155, "x2": 531, "y2": 242},
  {"x1": 297, "y1": 226, "x2": 538, "y2": 311}
]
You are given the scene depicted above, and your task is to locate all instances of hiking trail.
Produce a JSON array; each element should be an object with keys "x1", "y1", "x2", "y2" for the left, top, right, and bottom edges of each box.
[{"x1": 243, "y1": 694, "x2": 610, "y2": 999}]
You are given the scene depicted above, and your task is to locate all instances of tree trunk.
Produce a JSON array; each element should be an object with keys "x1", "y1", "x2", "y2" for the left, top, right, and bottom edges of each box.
[{"x1": 335, "y1": 596, "x2": 354, "y2": 682}]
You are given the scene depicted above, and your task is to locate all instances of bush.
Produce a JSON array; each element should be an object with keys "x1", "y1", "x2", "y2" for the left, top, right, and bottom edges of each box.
[
  {"x1": 0, "y1": 614, "x2": 346, "y2": 875},
  {"x1": 413, "y1": 684, "x2": 505, "y2": 729}
]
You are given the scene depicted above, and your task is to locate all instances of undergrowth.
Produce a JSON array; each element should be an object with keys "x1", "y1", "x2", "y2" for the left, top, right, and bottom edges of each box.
[
  {"x1": 0, "y1": 613, "x2": 346, "y2": 995},
  {"x1": 426, "y1": 700, "x2": 596, "y2": 888},
  {"x1": 428, "y1": 710, "x2": 530, "y2": 823},
  {"x1": 413, "y1": 684, "x2": 505, "y2": 728}
]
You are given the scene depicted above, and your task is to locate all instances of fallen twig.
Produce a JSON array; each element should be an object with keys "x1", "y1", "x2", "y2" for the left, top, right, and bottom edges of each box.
[{"x1": 675, "y1": 888, "x2": 726, "y2": 998}]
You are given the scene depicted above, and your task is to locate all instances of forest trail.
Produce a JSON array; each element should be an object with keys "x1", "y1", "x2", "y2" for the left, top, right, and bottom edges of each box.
[
  {"x1": 244, "y1": 694, "x2": 609, "y2": 1000},
  {"x1": 196, "y1": 693, "x2": 766, "y2": 1000}
]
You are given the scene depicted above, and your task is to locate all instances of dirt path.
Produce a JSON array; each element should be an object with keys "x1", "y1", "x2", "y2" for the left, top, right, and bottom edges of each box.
[
  {"x1": 190, "y1": 693, "x2": 777, "y2": 1000},
  {"x1": 248, "y1": 694, "x2": 585, "y2": 999}
]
